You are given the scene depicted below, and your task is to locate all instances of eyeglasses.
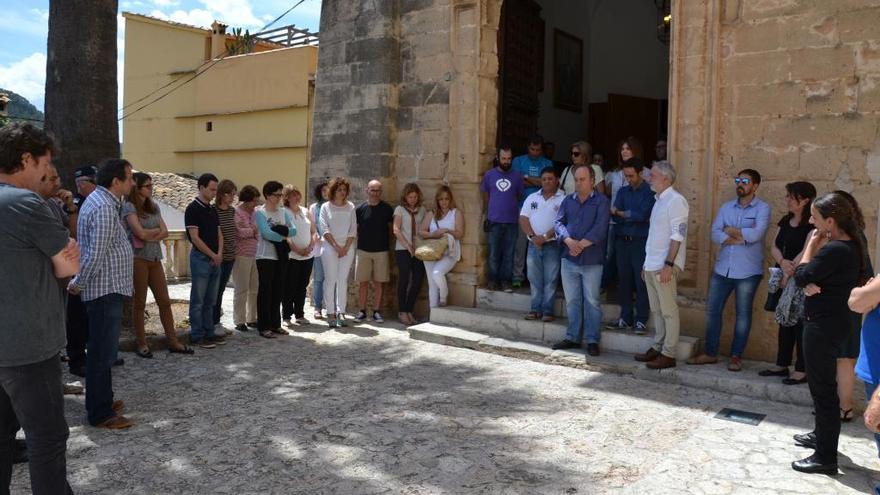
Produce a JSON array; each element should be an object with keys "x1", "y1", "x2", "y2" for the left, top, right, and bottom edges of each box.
[
  {"x1": 734, "y1": 178, "x2": 752, "y2": 185},
  {"x1": 270, "y1": 192, "x2": 283, "y2": 198},
  {"x1": 570, "y1": 151, "x2": 581, "y2": 157}
]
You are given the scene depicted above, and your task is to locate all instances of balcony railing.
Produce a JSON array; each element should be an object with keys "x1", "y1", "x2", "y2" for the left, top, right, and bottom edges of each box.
[{"x1": 162, "y1": 230, "x2": 191, "y2": 281}]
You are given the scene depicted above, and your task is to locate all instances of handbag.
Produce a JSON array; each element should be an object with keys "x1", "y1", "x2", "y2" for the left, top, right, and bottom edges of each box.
[
  {"x1": 415, "y1": 218, "x2": 447, "y2": 261},
  {"x1": 763, "y1": 267, "x2": 783, "y2": 312},
  {"x1": 270, "y1": 224, "x2": 290, "y2": 259},
  {"x1": 775, "y1": 278, "x2": 805, "y2": 327},
  {"x1": 131, "y1": 235, "x2": 145, "y2": 249}
]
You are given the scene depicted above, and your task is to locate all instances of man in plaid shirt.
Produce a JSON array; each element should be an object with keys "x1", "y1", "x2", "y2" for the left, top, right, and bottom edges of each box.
[{"x1": 69, "y1": 159, "x2": 135, "y2": 430}]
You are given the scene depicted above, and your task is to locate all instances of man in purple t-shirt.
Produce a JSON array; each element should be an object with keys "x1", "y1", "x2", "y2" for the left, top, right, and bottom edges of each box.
[{"x1": 480, "y1": 146, "x2": 524, "y2": 292}]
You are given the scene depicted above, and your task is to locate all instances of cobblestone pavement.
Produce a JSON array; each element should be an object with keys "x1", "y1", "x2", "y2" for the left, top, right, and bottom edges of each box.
[{"x1": 11, "y1": 284, "x2": 880, "y2": 494}]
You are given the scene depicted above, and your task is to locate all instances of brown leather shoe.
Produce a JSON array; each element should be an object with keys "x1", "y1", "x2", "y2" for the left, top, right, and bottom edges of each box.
[
  {"x1": 112, "y1": 400, "x2": 125, "y2": 414},
  {"x1": 686, "y1": 353, "x2": 719, "y2": 365},
  {"x1": 95, "y1": 415, "x2": 133, "y2": 430},
  {"x1": 646, "y1": 354, "x2": 677, "y2": 369},
  {"x1": 634, "y1": 347, "x2": 660, "y2": 362}
]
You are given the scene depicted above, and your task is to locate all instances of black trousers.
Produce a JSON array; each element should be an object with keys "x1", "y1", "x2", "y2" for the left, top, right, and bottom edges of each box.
[
  {"x1": 803, "y1": 315, "x2": 849, "y2": 463},
  {"x1": 65, "y1": 294, "x2": 88, "y2": 370},
  {"x1": 0, "y1": 355, "x2": 73, "y2": 495},
  {"x1": 776, "y1": 321, "x2": 805, "y2": 372},
  {"x1": 257, "y1": 259, "x2": 287, "y2": 331},
  {"x1": 395, "y1": 250, "x2": 425, "y2": 313},
  {"x1": 282, "y1": 258, "x2": 314, "y2": 320}
]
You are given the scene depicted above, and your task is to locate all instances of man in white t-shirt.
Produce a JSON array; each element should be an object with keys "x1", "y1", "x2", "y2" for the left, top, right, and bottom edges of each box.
[
  {"x1": 634, "y1": 161, "x2": 689, "y2": 370},
  {"x1": 519, "y1": 167, "x2": 565, "y2": 322}
]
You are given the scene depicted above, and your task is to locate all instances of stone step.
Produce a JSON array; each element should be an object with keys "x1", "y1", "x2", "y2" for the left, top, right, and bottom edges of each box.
[
  {"x1": 429, "y1": 305, "x2": 698, "y2": 361},
  {"x1": 408, "y1": 322, "x2": 814, "y2": 407},
  {"x1": 476, "y1": 287, "x2": 654, "y2": 328}
]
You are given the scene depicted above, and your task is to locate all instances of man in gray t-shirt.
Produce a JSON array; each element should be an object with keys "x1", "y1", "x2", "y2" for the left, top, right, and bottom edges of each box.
[{"x1": 0, "y1": 123, "x2": 79, "y2": 494}]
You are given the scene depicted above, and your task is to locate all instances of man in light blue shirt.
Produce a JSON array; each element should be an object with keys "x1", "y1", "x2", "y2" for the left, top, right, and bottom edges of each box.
[
  {"x1": 687, "y1": 169, "x2": 771, "y2": 371},
  {"x1": 511, "y1": 134, "x2": 553, "y2": 287}
]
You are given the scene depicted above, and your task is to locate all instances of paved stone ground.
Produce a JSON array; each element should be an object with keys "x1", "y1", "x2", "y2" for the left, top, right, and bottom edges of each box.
[{"x1": 11, "y1": 283, "x2": 880, "y2": 494}]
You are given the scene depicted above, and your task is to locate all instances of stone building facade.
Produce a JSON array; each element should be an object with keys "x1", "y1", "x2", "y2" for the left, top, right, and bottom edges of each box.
[{"x1": 309, "y1": 0, "x2": 880, "y2": 361}]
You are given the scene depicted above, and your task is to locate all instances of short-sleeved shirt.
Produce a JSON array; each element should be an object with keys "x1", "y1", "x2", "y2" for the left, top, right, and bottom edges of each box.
[
  {"x1": 512, "y1": 154, "x2": 553, "y2": 202},
  {"x1": 216, "y1": 205, "x2": 237, "y2": 261},
  {"x1": 519, "y1": 189, "x2": 565, "y2": 239},
  {"x1": 356, "y1": 200, "x2": 394, "y2": 252},
  {"x1": 856, "y1": 306, "x2": 880, "y2": 384},
  {"x1": 185, "y1": 197, "x2": 220, "y2": 253},
  {"x1": 0, "y1": 184, "x2": 70, "y2": 367},
  {"x1": 774, "y1": 215, "x2": 812, "y2": 263},
  {"x1": 480, "y1": 167, "x2": 524, "y2": 224},
  {"x1": 121, "y1": 201, "x2": 164, "y2": 261},
  {"x1": 393, "y1": 205, "x2": 426, "y2": 251}
]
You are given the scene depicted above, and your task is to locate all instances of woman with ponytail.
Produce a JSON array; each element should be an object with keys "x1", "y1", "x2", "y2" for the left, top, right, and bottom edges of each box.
[{"x1": 790, "y1": 192, "x2": 864, "y2": 474}]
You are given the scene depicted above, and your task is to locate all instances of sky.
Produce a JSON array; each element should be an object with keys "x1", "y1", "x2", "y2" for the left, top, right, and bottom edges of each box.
[{"x1": 0, "y1": 0, "x2": 322, "y2": 116}]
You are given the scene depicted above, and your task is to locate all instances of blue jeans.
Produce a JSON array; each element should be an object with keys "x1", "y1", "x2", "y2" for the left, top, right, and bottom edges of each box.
[
  {"x1": 312, "y1": 254, "x2": 325, "y2": 310},
  {"x1": 703, "y1": 272, "x2": 762, "y2": 357},
  {"x1": 526, "y1": 242, "x2": 561, "y2": 314},
  {"x1": 560, "y1": 259, "x2": 603, "y2": 344},
  {"x1": 601, "y1": 224, "x2": 617, "y2": 288},
  {"x1": 488, "y1": 221, "x2": 517, "y2": 284},
  {"x1": 616, "y1": 237, "x2": 650, "y2": 325},
  {"x1": 85, "y1": 293, "x2": 123, "y2": 426},
  {"x1": 213, "y1": 259, "x2": 235, "y2": 325},
  {"x1": 189, "y1": 251, "x2": 221, "y2": 342}
]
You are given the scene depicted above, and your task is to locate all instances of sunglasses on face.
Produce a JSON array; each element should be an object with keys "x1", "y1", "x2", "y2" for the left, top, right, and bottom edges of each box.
[
  {"x1": 734, "y1": 178, "x2": 752, "y2": 185},
  {"x1": 570, "y1": 151, "x2": 581, "y2": 157}
]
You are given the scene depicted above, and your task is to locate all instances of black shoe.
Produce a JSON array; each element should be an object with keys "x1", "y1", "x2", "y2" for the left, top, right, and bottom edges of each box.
[
  {"x1": 586, "y1": 343, "x2": 600, "y2": 357},
  {"x1": 113, "y1": 358, "x2": 124, "y2": 367},
  {"x1": 758, "y1": 367, "x2": 789, "y2": 377},
  {"x1": 207, "y1": 336, "x2": 227, "y2": 346},
  {"x1": 487, "y1": 281, "x2": 499, "y2": 291},
  {"x1": 793, "y1": 432, "x2": 817, "y2": 449},
  {"x1": 552, "y1": 339, "x2": 580, "y2": 350},
  {"x1": 12, "y1": 439, "x2": 27, "y2": 464},
  {"x1": 791, "y1": 453, "x2": 838, "y2": 474},
  {"x1": 235, "y1": 324, "x2": 249, "y2": 332},
  {"x1": 783, "y1": 376, "x2": 808, "y2": 385},
  {"x1": 69, "y1": 364, "x2": 86, "y2": 378}
]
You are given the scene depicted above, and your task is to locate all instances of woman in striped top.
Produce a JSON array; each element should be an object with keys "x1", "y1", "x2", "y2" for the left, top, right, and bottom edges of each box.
[{"x1": 213, "y1": 179, "x2": 238, "y2": 327}]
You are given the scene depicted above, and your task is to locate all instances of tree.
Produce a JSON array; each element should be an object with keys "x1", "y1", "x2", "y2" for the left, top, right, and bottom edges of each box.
[{"x1": 45, "y1": 0, "x2": 120, "y2": 188}]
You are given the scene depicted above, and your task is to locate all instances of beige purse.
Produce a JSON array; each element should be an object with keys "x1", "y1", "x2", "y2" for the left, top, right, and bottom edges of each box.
[{"x1": 415, "y1": 218, "x2": 447, "y2": 261}]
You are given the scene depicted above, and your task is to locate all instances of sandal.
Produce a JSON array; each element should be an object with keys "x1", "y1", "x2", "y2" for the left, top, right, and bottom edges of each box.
[
  {"x1": 135, "y1": 348, "x2": 153, "y2": 359},
  {"x1": 260, "y1": 330, "x2": 276, "y2": 339},
  {"x1": 168, "y1": 345, "x2": 194, "y2": 355},
  {"x1": 841, "y1": 408, "x2": 855, "y2": 422}
]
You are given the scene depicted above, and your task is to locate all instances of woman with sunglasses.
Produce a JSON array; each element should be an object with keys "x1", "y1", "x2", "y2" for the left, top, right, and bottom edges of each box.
[
  {"x1": 560, "y1": 141, "x2": 605, "y2": 196},
  {"x1": 213, "y1": 179, "x2": 238, "y2": 328},
  {"x1": 123, "y1": 172, "x2": 193, "y2": 357}
]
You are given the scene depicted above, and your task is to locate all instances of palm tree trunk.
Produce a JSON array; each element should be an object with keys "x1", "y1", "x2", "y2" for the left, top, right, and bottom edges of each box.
[{"x1": 45, "y1": 0, "x2": 120, "y2": 188}]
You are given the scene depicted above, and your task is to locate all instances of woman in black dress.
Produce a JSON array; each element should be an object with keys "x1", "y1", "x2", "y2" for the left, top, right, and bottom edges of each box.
[
  {"x1": 760, "y1": 182, "x2": 816, "y2": 384},
  {"x1": 791, "y1": 192, "x2": 865, "y2": 474}
]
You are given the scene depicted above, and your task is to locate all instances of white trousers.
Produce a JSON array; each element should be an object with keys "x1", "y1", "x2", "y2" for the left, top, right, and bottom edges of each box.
[
  {"x1": 424, "y1": 255, "x2": 457, "y2": 308},
  {"x1": 321, "y1": 248, "x2": 355, "y2": 315}
]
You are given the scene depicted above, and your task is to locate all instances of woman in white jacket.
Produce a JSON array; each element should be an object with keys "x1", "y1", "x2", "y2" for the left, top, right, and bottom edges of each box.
[{"x1": 320, "y1": 177, "x2": 357, "y2": 328}]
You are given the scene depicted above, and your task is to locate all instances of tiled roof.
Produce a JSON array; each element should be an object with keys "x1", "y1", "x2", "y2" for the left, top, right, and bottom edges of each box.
[{"x1": 145, "y1": 171, "x2": 200, "y2": 212}]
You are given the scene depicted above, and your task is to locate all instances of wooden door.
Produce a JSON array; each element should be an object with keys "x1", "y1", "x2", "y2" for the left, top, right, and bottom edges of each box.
[{"x1": 590, "y1": 94, "x2": 666, "y2": 167}]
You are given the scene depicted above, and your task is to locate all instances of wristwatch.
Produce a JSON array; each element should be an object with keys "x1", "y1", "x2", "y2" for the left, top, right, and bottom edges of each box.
[
  {"x1": 664, "y1": 260, "x2": 675, "y2": 267},
  {"x1": 527, "y1": 234, "x2": 535, "y2": 240}
]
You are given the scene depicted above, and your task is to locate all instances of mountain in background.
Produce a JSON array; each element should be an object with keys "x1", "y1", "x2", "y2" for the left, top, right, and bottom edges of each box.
[{"x1": 1, "y1": 88, "x2": 44, "y2": 128}]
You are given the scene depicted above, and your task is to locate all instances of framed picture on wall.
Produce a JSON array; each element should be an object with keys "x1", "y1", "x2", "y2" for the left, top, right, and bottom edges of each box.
[{"x1": 553, "y1": 29, "x2": 583, "y2": 112}]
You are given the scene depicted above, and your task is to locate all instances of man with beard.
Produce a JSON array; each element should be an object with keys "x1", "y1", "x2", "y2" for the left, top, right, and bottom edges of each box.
[
  {"x1": 481, "y1": 146, "x2": 524, "y2": 292},
  {"x1": 687, "y1": 169, "x2": 770, "y2": 371}
]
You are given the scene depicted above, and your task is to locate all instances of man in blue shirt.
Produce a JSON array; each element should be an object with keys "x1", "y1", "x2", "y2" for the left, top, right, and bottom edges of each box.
[
  {"x1": 687, "y1": 169, "x2": 771, "y2": 371},
  {"x1": 512, "y1": 134, "x2": 552, "y2": 288},
  {"x1": 607, "y1": 160, "x2": 655, "y2": 334},
  {"x1": 552, "y1": 165, "x2": 610, "y2": 357}
]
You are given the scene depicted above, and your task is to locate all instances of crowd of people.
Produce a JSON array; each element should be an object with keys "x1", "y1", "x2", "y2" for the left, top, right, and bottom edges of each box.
[{"x1": 5, "y1": 117, "x2": 880, "y2": 492}]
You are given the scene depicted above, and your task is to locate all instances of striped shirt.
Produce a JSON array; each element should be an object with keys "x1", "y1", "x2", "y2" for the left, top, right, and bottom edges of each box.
[
  {"x1": 216, "y1": 205, "x2": 237, "y2": 261},
  {"x1": 72, "y1": 186, "x2": 134, "y2": 301}
]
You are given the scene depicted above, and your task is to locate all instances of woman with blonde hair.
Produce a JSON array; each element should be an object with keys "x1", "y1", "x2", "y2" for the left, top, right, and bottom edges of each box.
[
  {"x1": 281, "y1": 184, "x2": 319, "y2": 325},
  {"x1": 123, "y1": 172, "x2": 193, "y2": 356},
  {"x1": 419, "y1": 185, "x2": 465, "y2": 308},
  {"x1": 393, "y1": 182, "x2": 427, "y2": 324},
  {"x1": 560, "y1": 141, "x2": 605, "y2": 195},
  {"x1": 320, "y1": 177, "x2": 357, "y2": 327}
]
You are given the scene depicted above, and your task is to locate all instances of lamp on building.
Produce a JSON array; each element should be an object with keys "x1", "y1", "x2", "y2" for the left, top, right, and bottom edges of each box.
[{"x1": 655, "y1": 0, "x2": 671, "y2": 45}]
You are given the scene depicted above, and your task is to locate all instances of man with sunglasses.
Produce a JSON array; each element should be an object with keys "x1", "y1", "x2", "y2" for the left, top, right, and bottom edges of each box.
[{"x1": 687, "y1": 169, "x2": 770, "y2": 371}]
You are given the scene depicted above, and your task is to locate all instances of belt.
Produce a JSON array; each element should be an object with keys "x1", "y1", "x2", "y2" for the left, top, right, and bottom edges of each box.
[{"x1": 617, "y1": 235, "x2": 647, "y2": 242}]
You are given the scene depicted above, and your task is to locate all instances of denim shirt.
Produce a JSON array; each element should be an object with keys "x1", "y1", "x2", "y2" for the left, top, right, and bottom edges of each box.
[
  {"x1": 710, "y1": 197, "x2": 771, "y2": 279},
  {"x1": 613, "y1": 181, "x2": 655, "y2": 238},
  {"x1": 554, "y1": 191, "x2": 610, "y2": 265}
]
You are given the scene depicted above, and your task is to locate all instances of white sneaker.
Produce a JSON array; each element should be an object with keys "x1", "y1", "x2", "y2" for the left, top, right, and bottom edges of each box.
[
  {"x1": 354, "y1": 310, "x2": 367, "y2": 322},
  {"x1": 634, "y1": 322, "x2": 648, "y2": 335},
  {"x1": 372, "y1": 311, "x2": 384, "y2": 323},
  {"x1": 605, "y1": 318, "x2": 631, "y2": 330}
]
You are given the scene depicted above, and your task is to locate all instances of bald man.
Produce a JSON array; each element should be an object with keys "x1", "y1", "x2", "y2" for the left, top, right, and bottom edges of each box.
[{"x1": 354, "y1": 179, "x2": 394, "y2": 323}]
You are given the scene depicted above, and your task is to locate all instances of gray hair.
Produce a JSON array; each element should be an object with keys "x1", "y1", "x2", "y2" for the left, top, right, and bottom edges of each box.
[{"x1": 651, "y1": 160, "x2": 676, "y2": 184}]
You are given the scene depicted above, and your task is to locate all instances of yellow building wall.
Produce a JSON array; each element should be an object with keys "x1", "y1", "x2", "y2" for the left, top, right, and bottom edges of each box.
[{"x1": 121, "y1": 13, "x2": 317, "y2": 193}]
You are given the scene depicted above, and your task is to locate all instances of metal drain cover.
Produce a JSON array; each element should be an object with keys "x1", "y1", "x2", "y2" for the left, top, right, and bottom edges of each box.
[{"x1": 715, "y1": 408, "x2": 766, "y2": 426}]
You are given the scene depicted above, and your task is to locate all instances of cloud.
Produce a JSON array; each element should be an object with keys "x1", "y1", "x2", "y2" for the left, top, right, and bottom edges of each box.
[
  {"x1": 0, "y1": 53, "x2": 47, "y2": 110},
  {"x1": 149, "y1": 8, "x2": 215, "y2": 29},
  {"x1": 148, "y1": 0, "x2": 265, "y2": 30},
  {"x1": 0, "y1": 6, "x2": 49, "y2": 38}
]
